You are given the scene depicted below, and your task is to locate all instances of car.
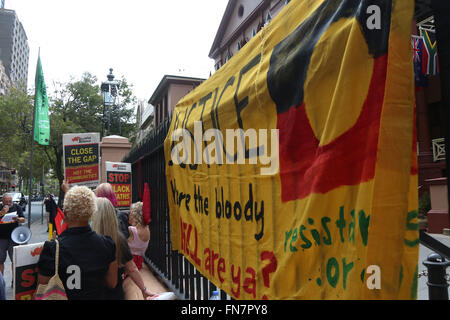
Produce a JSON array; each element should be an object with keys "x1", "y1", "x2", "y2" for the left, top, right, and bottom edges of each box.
[
  {"x1": 32, "y1": 194, "x2": 43, "y2": 202},
  {"x1": 7, "y1": 192, "x2": 27, "y2": 212}
]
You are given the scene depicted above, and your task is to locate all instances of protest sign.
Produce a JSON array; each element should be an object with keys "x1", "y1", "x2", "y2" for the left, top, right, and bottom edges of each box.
[
  {"x1": 13, "y1": 242, "x2": 45, "y2": 300},
  {"x1": 106, "y1": 161, "x2": 132, "y2": 207},
  {"x1": 63, "y1": 133, "x2": 100, "y2": 187}
]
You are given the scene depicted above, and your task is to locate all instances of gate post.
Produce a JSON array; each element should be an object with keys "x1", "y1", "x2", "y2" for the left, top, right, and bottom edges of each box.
[{"x1": 423, "y1": 253, "x2": 450, "y2": 300}]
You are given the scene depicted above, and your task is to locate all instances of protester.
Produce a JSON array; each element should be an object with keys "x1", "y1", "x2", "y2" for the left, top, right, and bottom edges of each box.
[
  {"x1": 94, "y1": 183, "x2": 130, "y2": 238},
  {"x1": 43, "y1": 194, "x2": 57, "y2": 233},
  {"x1": 36, "y1": 186, "x2": 118, "y2": 300},
  {"x1": 91, "y1": 197, "x2": 154, "y2": 300},
  {"x1": 128, "y1": 202, "x2": 150, "y2": 270},
  {"x1": 0, "y1": 193, "x2": 25, "y2": 276}
]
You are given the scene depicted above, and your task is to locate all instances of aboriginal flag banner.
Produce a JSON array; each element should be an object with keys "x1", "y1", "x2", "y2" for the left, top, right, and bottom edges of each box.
[{"x1": 164, "y1": 0, "x2": 418, "y2": 299}]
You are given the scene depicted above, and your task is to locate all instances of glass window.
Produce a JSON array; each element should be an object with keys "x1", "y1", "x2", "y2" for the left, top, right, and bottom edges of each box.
[{"x1": 265, "y1": 12, "x2": 272, "y2": 25}]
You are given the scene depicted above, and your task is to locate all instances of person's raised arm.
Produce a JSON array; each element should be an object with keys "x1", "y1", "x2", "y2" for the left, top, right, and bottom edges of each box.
[{"x1": 61, "y1": 180, "x2": 70, "y2": 194}]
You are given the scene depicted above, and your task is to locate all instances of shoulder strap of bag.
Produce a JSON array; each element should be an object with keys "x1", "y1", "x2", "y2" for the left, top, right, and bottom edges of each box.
[{"x1": 54, "y1": 239, "x2": 60, "y2": 275}]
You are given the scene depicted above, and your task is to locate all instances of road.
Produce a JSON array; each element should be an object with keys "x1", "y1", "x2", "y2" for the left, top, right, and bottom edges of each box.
[{"x1": 24, "y1": 201, "x2": 50, "y2": 226}]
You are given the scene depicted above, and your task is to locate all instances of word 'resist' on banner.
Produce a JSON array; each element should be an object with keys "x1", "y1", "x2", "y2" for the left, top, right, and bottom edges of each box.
[
  {"x1": 164, "y1": 0, "x2": 418, "y2": 299},
  {"x1": 63, "y1": 133, "x2": 100, "y2": 187},
  {"x1": 106, "y1": 161, "x2": 132, "y2": 208},
  {"x1": 13, "y1": 242, "x2": 45, "y2": 300}
]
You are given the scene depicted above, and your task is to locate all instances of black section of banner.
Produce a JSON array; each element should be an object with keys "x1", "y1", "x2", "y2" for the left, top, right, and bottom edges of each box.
[
  {"x1": 64, "y1": 144, "x2": 99, "y2": 168},
  {"x1": 14, "y1": 264, "x2": 39, "y2": 300},
  {"x1": 267, "y1": 0, "x2": 392, "y2": 114}
]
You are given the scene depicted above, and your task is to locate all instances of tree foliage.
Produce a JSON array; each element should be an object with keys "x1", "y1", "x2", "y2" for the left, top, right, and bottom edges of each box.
[
  {"x1": 48, "y1": 72, "x2": 136, "y2": 203},
  {"x1": 0, "y1": 72, "x2": 137, "y2": 202},
  {"x1": 0, "y1": 87, "x2": 48, "y2": 192}
]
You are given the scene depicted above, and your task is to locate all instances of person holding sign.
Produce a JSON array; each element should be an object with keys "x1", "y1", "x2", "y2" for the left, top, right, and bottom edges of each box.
[{"x1": 0, "y1": 193, "x2": 25, "y2": 276}]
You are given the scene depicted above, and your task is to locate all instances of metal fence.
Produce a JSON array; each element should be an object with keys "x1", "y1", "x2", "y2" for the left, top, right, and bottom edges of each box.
[
  {"x1": 124, "y1": 117, "x2": 450, "y2": 300},
  {"x1": 123, "y1": 118, "x2": 228, "y2": 300}
]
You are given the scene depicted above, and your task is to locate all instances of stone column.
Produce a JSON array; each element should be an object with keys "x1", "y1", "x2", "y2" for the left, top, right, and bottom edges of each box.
[
  {"x1": 426, "y1": 177, "x2": 450, "y2": 234},
  {"x1": 100, "y1": 135, "x2": 132, "y2": 183}
]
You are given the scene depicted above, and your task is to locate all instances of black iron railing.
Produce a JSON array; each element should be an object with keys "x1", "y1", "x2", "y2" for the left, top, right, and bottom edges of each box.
[{"x1": 123, "y1": 118, "x2": 228, "y2": 300}]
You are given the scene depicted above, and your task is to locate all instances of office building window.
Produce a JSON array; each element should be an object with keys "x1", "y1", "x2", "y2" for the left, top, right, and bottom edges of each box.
[
  {"x1": 238, "y1": 5, "x2": 244, "y2": 18},
  {"x1": 265, "y1": 12, "x2": 272, "y2": 25}
]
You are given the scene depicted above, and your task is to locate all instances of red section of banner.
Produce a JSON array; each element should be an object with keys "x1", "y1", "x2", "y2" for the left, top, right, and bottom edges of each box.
[
  {"x1": 112, "y1": 184, "x2": 132, "y2": 207},
  {"x1": 65, "y1": 164, "x2": 99, "y2": 184},
  {"x1": 278, "y1": 55, "x2": 387, "y2": 202}
]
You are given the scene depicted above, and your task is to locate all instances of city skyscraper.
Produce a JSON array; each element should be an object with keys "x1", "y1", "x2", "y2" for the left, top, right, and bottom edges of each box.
[{"x1": 0, "y1": 7, "x2": 29, "y2": 89}]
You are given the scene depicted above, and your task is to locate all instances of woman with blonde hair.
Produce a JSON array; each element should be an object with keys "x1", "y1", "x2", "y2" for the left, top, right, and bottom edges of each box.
[
  {"x1": 92, "y1": 197, "x2": 154, "y2": 300},
  {"x1": 128, "y1": 202, "x2": 150, "y2": 270},
  {"x1": 94, "y1": 183, "x2": 130, "y2": 238},
  {"x1": 37, "y1": 186, "x2": 118, "y2": 300}
]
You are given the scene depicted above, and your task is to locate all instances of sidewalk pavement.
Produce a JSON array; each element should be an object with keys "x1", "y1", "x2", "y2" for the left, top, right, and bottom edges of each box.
[
  {"x1": 417, "y1": 233, "x2": 450, "y2": 300},
  {"x1": 2, "y1": 219, "x2": 449, "y2": 300}
]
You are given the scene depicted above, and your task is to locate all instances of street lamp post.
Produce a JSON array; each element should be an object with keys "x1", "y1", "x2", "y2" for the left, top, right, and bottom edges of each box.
[{"x1": 101, "y1": 68, "x2": 120, "y2": 137}]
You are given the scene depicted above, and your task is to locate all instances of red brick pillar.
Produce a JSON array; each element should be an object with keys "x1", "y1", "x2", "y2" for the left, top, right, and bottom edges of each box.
[{"x1": 100, "y1": 135, "x2": 132, "y2": 183}]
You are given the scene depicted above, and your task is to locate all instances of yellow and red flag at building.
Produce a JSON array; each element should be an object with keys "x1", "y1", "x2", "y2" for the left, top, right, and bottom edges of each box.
[{"x1": 164, "y1": 0, "x2": 418, "y2": 299}]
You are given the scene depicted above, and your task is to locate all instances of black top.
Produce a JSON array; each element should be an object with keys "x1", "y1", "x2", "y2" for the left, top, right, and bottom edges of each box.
[
  {"x1": 44, "y1": 198, "x2": 52, "y2": 213},
  {"x1": 37, "y1": 226, "x2": 116, "y2": 300},
  {"x1": 44, "y1": 197, "x2": 58, "y2": 225},
  {"x1": 104, "y1": 232, "x2": 133, "y2": 300},
  {"x1": 116, "y1": 208, "x2": 130, "y2": 239},
  {"x1": 0, "y1": 203, "x2": 24, "y2": 239}
]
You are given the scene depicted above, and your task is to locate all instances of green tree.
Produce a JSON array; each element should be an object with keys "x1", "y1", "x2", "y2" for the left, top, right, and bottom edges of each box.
[
  {"x1": 46, "y1": 72, "x2": 136, "y2": 205},
  {"x1": 0, "y1": 87, "x2": 51, "y2": 193},
  {"x1": 0, "y1": 87, "x2": 33, "y2": 164},
  {"x1": 0, "y1": 73, "x2": 137, "y2": 203}
]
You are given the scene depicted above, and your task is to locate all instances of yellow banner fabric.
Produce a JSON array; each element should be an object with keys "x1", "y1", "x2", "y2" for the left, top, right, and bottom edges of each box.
[{"x1": 164, "y1": 0, "x2": 418, "y2": 299}]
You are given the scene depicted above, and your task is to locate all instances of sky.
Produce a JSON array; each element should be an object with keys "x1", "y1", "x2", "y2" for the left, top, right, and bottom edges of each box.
[{"x1": 6, "y1": 0, "x2": 229, "y2": 105}]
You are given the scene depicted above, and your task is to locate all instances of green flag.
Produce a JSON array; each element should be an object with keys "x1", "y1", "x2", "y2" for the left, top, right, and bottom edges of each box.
[{"x1": 34, "y1": 55, "x2": 50, "y2": 145}]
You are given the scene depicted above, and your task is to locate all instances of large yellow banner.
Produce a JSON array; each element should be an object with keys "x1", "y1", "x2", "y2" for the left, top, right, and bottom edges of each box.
[{"x1": 164, "y1": 0, "x2": 418, "y2": 299}]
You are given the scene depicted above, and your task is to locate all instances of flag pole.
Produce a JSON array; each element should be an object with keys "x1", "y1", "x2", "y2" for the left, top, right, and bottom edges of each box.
[{"x1": 27, "y1": 48, "x2": 40, "y2": 228}]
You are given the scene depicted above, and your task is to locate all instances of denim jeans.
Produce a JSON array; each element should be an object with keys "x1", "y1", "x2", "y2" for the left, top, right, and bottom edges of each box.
[{"x1": 0, "y1": 271, "x2": 6, "y2": 300}]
